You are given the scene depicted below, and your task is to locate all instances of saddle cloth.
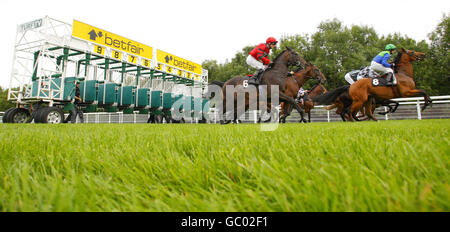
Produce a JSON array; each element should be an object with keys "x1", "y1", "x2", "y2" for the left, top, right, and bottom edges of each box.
[{"x1": 353, "y1": 67, "x2": 393, "y2": 86}]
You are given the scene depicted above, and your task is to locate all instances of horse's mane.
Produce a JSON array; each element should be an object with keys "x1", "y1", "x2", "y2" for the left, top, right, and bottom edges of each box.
[
  {"x1": 309, "y1": 83, "x2": 319, "y2": 91},
  {"x1": 265, "y1": 49, "x2": 288, "y2": 71},
  {"x1": 272, "y1": 49, "x2": 288, "y2": 64},
  {"x1": 294, "y1": 66, "x2": 304, "y2": 73},
  {"x1": 393, "y1": 50, "x2": 402, "y2": 73}
]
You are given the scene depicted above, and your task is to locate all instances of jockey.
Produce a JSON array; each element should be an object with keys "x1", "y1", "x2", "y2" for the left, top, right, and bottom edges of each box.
[
  {"x1": 344, "y1": 69, "x2": 362, "y2": 85},
  {"x1": 295, "y1": 87, "x2": 309, "y2": 106},
  {"x1": 246, "y1": 37, "x2": 278, "y2": 84},
  {"x1": 370, "y1": 44, "x2": 397, "y2": 85}
]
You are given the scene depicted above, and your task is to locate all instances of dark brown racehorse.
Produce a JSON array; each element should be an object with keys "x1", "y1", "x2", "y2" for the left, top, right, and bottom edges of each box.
[
  {"x1": 279, "y1": 63, "x2": 327, "y2": 123},
  {"x1": 316, "y1": 48, "x2": 430, "y2": 121},
  {"x1": 281, "y1": 83, "x2": 327, "y2": 122},
  {"x1": 218, "y1": 47, "x2": 307, "y2": 124}
]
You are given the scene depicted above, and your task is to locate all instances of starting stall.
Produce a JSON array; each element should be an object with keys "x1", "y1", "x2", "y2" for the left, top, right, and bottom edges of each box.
[{"x1": 4, "y1": 17, "x2": 209, "y2": 123}]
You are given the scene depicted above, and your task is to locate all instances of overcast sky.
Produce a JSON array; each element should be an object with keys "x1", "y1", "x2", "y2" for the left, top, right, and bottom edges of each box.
[{"x1": 0, "y1": 0, "x2": 448, "y2": 88}]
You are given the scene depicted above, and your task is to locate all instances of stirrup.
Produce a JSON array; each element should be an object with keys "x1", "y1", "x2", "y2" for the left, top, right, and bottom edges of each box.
[{"x1": 392, "y1": 75, "x2": 397, "y2": 85}]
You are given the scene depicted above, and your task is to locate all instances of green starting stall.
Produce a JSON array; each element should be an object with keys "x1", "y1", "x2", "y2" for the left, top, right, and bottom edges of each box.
[{"x1": 5, "y1": 17, "x2": 209, "y2": 124}]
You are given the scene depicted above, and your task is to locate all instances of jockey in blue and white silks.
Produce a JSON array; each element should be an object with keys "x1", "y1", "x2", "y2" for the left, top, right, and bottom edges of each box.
[{"x1": 370, "y1": 44, "x2": 397, "y2": 85}]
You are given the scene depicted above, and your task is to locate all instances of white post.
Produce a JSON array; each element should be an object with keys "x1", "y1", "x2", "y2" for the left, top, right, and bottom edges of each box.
[
  {"x1": 134, "y1": 113, "x2": 136, "y2": 124},
  {"x1": 109, "y1": 113, "x2": 111, "y2": 124},
  {"x1": 327, "y1": 110, "x2": 330, "y2": 122},
  {"x1": 254, "y1": 110, "x2": 258, "y2": 123},
  {"x1": 384, "y1": 106, "x2": 389, "y2": 121},
  {"x1": 416, "y1": 100, "x2": 422, "y2": 120}
]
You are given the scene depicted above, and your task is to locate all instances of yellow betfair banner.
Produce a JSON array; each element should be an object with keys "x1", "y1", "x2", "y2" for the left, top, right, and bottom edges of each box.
[
  {"x1": 157, "y1": 49, "x2": 202, "y2": 75},
  {"x1": 72, "y1": 20, "x2": 153, "y2": 60}
]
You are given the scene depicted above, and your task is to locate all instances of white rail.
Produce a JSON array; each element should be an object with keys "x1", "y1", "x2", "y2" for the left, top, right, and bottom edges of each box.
[
  {"x1": 1, "y1": 96, "x2": 449, "y2": 123},
  {"x1": 207, "y1": 95, "x2": 450, "y2": 123}
]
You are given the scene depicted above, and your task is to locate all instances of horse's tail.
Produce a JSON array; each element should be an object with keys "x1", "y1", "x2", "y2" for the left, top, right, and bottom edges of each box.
[{"x1": 313, "y1": 85, "x2": 350, "y2": 105}]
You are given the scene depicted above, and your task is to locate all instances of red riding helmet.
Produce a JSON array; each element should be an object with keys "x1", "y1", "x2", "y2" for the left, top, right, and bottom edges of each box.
[{"x1": 266, "y1": 37, "x2": 278, "y2": 44}]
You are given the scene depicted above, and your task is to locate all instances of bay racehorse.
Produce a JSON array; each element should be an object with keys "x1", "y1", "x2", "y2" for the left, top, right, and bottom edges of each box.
[
  {"x1": 218, "y1": 47, "x2": 308, "y2": 124},
  {"x1": 315, "y1": 48, "x2": 430, "y2": 121},
  {"x1": 281, "y1": 83, "x2": 327, "y2": 122},
  {"x1": 279, "y1": 63, "x2": 327, "y2": 123}
]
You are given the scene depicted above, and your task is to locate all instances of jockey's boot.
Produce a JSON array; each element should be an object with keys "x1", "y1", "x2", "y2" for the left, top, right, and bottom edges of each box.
[
  {"x1": 248, "y1": 69, "x2": 264, "y2": 85},
  {"x1": 385, "y1": 72, "x2": 397, "y2": 86}
]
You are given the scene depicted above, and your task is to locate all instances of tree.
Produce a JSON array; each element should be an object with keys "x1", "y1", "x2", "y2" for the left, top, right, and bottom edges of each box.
[
  {"x1": 0, "y1": 87, "x2": 15, "y2": 112},
  {"x1": 424, "y1": 14, "x2": 450, "y2": 95}
]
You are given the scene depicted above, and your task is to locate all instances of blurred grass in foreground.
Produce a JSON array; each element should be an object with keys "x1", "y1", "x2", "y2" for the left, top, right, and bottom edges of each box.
[{"x1": 0, "y1": 119, "x2": 448, "y2": 211}]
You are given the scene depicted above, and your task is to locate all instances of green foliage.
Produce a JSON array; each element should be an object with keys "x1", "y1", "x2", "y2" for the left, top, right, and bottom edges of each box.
[
  {"x1": 202, "y1": 16, "x2": 450, "y2": 95},
  {"x1": 0, "y1": 87, "x2": 15, "y2": 112},
  {"x1": 202, "y1": 46, "x2": 255, "y2": 83},
  {"x1": 423, "y1": 13, "x2": 450, "y2": 95},
  {"x1": 0, "y1": 120, "x2": 448, "y2": 211}
]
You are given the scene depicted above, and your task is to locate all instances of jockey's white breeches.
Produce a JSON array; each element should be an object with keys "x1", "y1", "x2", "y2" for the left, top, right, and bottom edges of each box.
[
  {"x1": 344, "y1": 73, "x2": 355, "y2": 85},
  {"x1": 246, "y1": 55, "x2": 266, "y2": 71},
  {"x1": 370, "y1": 61, "x2": 394, "y2": 75}
]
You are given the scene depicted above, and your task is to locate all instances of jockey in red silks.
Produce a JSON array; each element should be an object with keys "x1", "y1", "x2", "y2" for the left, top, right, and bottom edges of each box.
[{"x1": 246, "y1": 37, "x2": 278, "y2": 84}]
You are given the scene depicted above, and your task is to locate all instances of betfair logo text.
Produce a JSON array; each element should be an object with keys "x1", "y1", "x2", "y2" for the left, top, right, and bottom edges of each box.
[{"x1": 88, "y1": 29, "x2": 144, "y2": 55}]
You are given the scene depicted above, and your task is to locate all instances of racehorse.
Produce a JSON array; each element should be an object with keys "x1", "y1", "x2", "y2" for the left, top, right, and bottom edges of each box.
[
  {"x1": 279, "y1": 63, "x2": 327, "y2": 123},
  {"x1": 218, "y1": 47, "x2": 308, "y2": 124},
  {"x1": 324, "y1": 88, "x2": 400, "y2": 121},
  {"x1": 280, "y1": 83, "x2": 327, "y2": 123},
  {"x1": 315, "y1": 48, "x2": 430, "y2": 121}
]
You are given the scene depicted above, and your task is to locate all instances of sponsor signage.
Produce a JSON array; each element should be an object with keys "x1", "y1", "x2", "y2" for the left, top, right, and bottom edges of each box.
[
  {"x1": 19, "y1": 19, "x2": 43, "y2": 32},
  {"x1": 72, "y1": 20, "x2": 153, "y2": 61},
  {"x1": 157, "y1": 49, "x2": 202, "y2": 75}
]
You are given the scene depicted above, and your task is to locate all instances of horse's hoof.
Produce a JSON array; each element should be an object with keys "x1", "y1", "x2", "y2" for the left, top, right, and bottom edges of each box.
[{"x1": 220, "y1": 120, "x2": 231, "y2": 125}]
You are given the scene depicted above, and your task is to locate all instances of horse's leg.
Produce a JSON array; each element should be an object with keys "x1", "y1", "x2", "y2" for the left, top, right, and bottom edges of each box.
[
  {"x1": 350, "y1": 99, "x2": 365, "y2": 122},
  {"x1": 325, "y1": 103, "x2": 337, "y2": 111},
  {"x1": 365, "y1": 97, "x2": 378, "y2": 121},
  {"x1": 402, "y1": 89, "x2": 433, "y2": 111},
  {"x1": 350, "y1": 89, "x2": 369, "y2": 122},
  {"x1": 378, "y1": 100, "x2": 398, "y2": 115},
  {"x1": 261, "y1": 102, "x2": 273, "y2": 123},
  {"x1": 390, "y1": 101, "x2": 400, "y2": 113},
  {"x1": 308, "y1": 110, "x2": 311, "y2": 123},
  {"x1": 279, "y1": 101, "x2": 288, "y2": 123},
  {"x1": 344, "y1": 105, "x2": 353, "y2": 121},
  {"x1": 220, "y1": 98, "x2": 231, "y2": 124},
  {"x1": 267, "y1": 103, "x2": 280, "y2": 123},
  {"x1": 234, "y1": 103, "x2": 247, "y2": 124},
  {"x1": 279, "y1": 92, "x2": 306, "y2": 123},
  {"x1": 378, "y1": 100, "x2": 393, "y2": 115},
  {"x1": 285, "y1": 102, "x2": 294, "y2": 123},
  {"x1": 279, "y1": 103, "x2": 284, "y2": 123}
]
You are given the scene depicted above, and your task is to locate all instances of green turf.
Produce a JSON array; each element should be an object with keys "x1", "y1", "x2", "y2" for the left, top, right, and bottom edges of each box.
[{"x1": 0, "y1": 119, "x2": 449, "y2": 212}]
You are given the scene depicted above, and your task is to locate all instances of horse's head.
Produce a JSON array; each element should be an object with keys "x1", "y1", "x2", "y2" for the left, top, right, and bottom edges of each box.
[
  {"x1": 397, "y1": 48, "x2": 426, "y2": 63},
  {"x1": 316, "y1": 83, "x2": 328, "y2": 94},
  {"x1": 393, "y1": 48, "x2": 426, "y2": 76},
  {"x1": 307, "y1": 83, "x2": 327, "y2": 98},
  {"x1": 285, "y1": 47, "x2": 307, "y2": 67},
  {"x1": 303, "y1": 62, "x2": 327, "y2": 83},
  {"x1": 404, "y1": 48, "x2": 426, "y2": 62}
]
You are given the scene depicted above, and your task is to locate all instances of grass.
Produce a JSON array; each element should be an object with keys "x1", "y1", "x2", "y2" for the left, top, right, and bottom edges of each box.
[{"x1": 0, "y1": 119, "x2": 449, "y2": 212}]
